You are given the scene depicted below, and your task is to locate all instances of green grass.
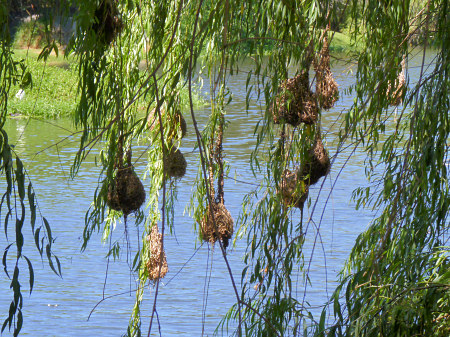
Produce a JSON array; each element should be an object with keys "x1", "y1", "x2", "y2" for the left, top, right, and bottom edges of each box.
[
  {"x1": 8, "y1": 48, "x2": 205, "y2": 119},
  {"x1": 8, "y1": 50, "x2": 78, "y2": 118},
  {"x1": 329, "y1": 31, "x2": 363, "y2": 53}
]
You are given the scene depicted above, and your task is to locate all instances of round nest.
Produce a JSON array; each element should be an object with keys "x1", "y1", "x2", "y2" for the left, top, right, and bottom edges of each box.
[
  {"x1": 93, "y1": 0, "x2": 123, "y2": 46},
  {"x1": 106, "y1": 167, "x2": 146, "y2": 215},
  {"x1": 271, "y1": 71, "x2": 318, "y2": 126},
  {"x1": 387, "y1": 58, "x2": 406, "y2": 106},
  {"x1": 200, "y1": 202, "x2": 234, "y2": 248},
  {"x1": 278, "y1": 170, "x2": 309, "y2": 209},
  {"x1": 314, "y1": 35, "x2": 339, "y2": 110},
  {"x1": 164, "y1": 147, "x2": 187, "y2": 178},
  {"x1": 271, "y1": 76, "x2": 301, "y2": 126},
  {"x1": 147, "y1": 108, "x2": 187, "y2": 140},
  {"x1": 299, "y1": 136, "x2": 330, "y2": 185},
  {"x1": 145, "y1": 225, "x2": 168, "y2": 281}
]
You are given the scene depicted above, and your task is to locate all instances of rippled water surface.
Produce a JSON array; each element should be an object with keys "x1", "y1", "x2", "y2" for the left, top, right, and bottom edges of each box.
[{"x1": 0, "y1": 51, "x2": 435, "y2": 336}]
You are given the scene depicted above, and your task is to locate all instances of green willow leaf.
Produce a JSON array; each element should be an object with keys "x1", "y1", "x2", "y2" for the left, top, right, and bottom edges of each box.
[{"x1": 22, "y1": 256, "x2": 34, "y2": 294}]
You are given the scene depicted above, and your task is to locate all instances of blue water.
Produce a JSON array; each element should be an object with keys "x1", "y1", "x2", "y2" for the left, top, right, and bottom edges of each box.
[{"x1": 0, "y1": 51, "x2": 434, "y2": 336}]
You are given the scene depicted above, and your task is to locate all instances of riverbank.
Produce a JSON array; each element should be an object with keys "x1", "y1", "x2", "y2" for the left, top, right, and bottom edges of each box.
[
  {"x1": 8, "y1": 29, "x2": 356, "y2": 119},
  {"x1": 8, "y1": 49, "x2": 78, "y2": 118},
  {"x1": 329, "y1": 31, "x2": 361, "y2": 53},
  {"x1": 8, "y1": 15, "x2": 359, "y2": 119},
  {"x1": 7, "y1": 48, "x2": 205, "y2": 119}
]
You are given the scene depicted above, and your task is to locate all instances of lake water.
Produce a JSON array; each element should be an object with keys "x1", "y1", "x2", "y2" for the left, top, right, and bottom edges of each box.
[{"x1": 0, "y1": 51, "x2": 434, "y2": 336}]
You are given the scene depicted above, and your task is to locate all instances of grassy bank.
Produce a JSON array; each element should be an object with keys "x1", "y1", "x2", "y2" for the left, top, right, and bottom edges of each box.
[
  {"x1": 8, "y1": 49, "x2": 78, "y2": 118},
  {"x1": 8, "y1": 48, "x2": 206, "y2": 119},
  {"x1": 329, "y1": 31, "x2": 362, "y2": 53}
]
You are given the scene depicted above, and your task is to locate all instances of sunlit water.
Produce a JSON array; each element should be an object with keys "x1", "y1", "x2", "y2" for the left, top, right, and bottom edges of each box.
[{"x1": 0, "y1": 51, "x2": 435, "y2": 336}]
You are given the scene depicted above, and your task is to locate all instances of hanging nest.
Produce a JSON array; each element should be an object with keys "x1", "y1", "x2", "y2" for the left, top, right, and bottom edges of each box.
[
  {"x1": 299, "y1": 135, "x2": 330, "y2": 185},
  {"x1": 147, "y1": 108, "x2": 187, "y2": 140},
  {"x1": 387, "y1": 57, "x2": 406, "y2": 106},
  {"x1": 145, "y1": 225, "x2": 168, "y2": 281},
  {"x1": 271, "y1": 76, "x2": 301, "y2": 126},
  {"x1": 163, "y1": 146, "x2": 187, "y2": 178},
  {"x1": 271, "y1": 71, "x2": 318, "y2": 126},
  {"x1": 200, "y1": 202, "x2": 234, "y2": 248},
  {"x1": 92, "y1": 0, "x2": 123, "y2": 46},
  {"x1": 278, "y1": 170, "x2": 309, "y2": 209},
  {"x1": 314, "y1": 34, "x2": 339, "y2": 110},
  {"x1": 106, "y1": 166, "x2": 146, "y2": 215}
]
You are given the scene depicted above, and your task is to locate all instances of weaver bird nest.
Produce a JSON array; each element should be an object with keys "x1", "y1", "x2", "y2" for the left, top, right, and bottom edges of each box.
[
  {"x1": 163, "y1": 146, "x2": 187, "y2": 178},
  {"x1": 299, "y1": 135, "x2": 330, "y2": 186},
  {"x1": 271, "y1": 71, "x2": 318, "y2": 127},
  {"x1": 147, "y1": 108, "x2": 187, "y2": 140},
  {"x1": 278, "y1": 170, "x2": 309, "y2": 209},
  {"x1": 145, "y1": 225, "x2": 168, "y2": 281},
  {"x1": 93, "y1": 0, "x2": 123, "y2": 46},
  {"x1": 200, "y1": 202, "x2": 234, "y2": 248},
  {"x1": 387, "y1": 57, "x2": 406, "y2": 106},
  {"x1": 314, "y1": 35, "x2": 339, "y2": 110},
  {"x1": 106, "y1": 166, "x2": 146, "y2": 215}
]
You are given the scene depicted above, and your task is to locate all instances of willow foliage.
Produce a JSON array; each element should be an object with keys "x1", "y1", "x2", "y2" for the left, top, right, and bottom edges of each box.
[{"x1": 0, "y1": 0, "x2": 449, "y2": 336}]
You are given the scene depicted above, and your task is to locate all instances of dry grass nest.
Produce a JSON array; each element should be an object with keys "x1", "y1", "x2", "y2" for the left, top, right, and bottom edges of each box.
[
  {"x1": 163, "y1": 146, "x2": 187, "y2": 178},
  {"x1": 314, "y1": 35, "x2": 339, "y2": 110},
  {"x1": 200, "y1": 202, "x2": 234, "y2": 248},
  {"x1": 271, "y1": 71, "x2": 318, "y2": 127},
  {"x1": 299, "y1": 136, "x2": 330, "y2": 185},
  {"x1": 145, "y1": 225, "x2": 168, "y2": 281},
  {"x1": 278, "y1": 170, "x2": 309, "y2": 209},
  {"x1": 106, "y1": 166, "x2": 146, "y2": 215},
  {"x1": 147, "y1": 108, "x2": 187, "y2": 140},
  {"x1": 387, "y1": 59, "x2": 406, "y2": 106},
  {"x1": 93, "y1": 0, "x2": 123, "y2": 46}
]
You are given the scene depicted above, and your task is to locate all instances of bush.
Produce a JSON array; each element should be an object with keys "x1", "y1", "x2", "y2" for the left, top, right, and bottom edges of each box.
[{"x1": 13, "y1": 18, "x2": 50, "y2": 49}]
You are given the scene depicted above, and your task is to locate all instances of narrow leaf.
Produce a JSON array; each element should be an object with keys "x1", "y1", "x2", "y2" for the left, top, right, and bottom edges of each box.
[
  {"x1": 15, "y1": 157, "x2": 25, "y2": 201},
  {"x1": 46, "y1": 244, "x2": 57, "y2": 275},
  {"x1": 14, "y1": 309, "x2": 23, "y2": 337},
  {"x1": 23, "y1": 256, "x2": 34, "y2": 294},
  {"x1": 43, "y1": 217, "x2": 52, "y2": 243},
  {"x1": 54, "y1": 255, "x2": 62, "y2": 277},
  {"x1": 15, "y1": 219, "x2": 24, "y2": 258},
  {"x1": 2, "y1": 243, "x2": 13, "y2": 278},
  {"x1": 27, "y1": 183, "x2": 36, "y2": 231},
  {"x1": 34, "y1": 227, "x2": 41, "y2": 255}
]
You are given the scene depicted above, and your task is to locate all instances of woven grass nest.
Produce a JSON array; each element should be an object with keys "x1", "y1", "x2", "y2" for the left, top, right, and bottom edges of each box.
[
  {"x1": 314, "y1": 35, "x2": 339, "y2": 110},
  {"x1": 147, "y1": 108, "x2": 187, "y2": 140},
  {"x1": 299, "y1": 136, "x2": 330, "y2": 185},
  {"x1": 271, "y1": 71, "x2": 318, "y2": 127},
  {"x1": 278, "y1": 170, "x2": 309, "y2": 209},
  {"x1": 387, "y1": 57, "x2": 406, "y2": 106},
  {"x1": 106, "y1": 166, "x2": 146, "y2": 215},
  {"x1": 93, "y1": 0, "x2": 123, "y2": 46},
  {"x1": 200, "y1": 202, "x2": 234, "y2": 248},
  {"x1": 163, "y1": 146, "x2": 187, "y2": 178},
  {"x1": 146, "y1": 225, "x2": 168, "y2": 281}
]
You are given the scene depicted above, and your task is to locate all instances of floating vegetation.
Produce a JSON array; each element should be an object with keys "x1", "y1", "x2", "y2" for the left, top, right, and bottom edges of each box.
[
  {"x1": 146, "y1": 224, "x2": 168, "y2": 281},
  {"x1": 200, "y1": 202, "x2": 234, "y2": 248}
]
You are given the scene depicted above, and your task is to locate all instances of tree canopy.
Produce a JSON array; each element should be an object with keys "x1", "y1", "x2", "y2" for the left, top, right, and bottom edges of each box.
[{"x1": 0, "y1": 0, "x2": 449, "y2": 336}]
